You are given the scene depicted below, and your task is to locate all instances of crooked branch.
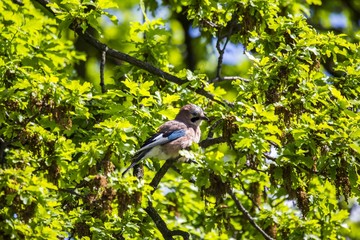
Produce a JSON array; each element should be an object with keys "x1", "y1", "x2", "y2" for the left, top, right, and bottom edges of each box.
[
  {"x1": 215, "y1": 34, "x2": 231, "y2": 80},
  {"x1": 32, "y1": 0, "x2": 231, "y2": 107}
]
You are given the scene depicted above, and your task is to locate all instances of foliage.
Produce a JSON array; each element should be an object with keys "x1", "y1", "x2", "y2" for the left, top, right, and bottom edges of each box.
[{"x1": 0, "y1": 0, "x2": 360, "y2": 239}]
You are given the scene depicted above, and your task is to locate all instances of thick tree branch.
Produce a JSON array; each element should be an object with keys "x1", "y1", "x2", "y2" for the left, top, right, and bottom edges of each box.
[
  {"x1": 145, "y1": 202, "x2": 190, "y2": 240},
  {"x1": 227, "y1": 188, "x2": 275, "y2": 240},
  {"x1": 147, "y1": 158, "x2": 190, "y2": 239},
  {"x1": 175, "y1": 11, "x2": 196, "y2": 71},
  {"x1": 150, "y1": 158, "x2": 178, "y2": 192},
  {"x1": 340, "y1": 0, "x2": 360, "y2": 25},
  {"x1": 199, "y1": 136, "x2": 227, "y2": 148},
  {"x1": 32, "y1": 0, "x2": 231, "y2": 107}
]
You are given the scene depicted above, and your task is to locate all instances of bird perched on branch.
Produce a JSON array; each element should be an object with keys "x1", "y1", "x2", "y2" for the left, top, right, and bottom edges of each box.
[{"x1": 122, "y1": 104, "x2": 208, "y2": 176}]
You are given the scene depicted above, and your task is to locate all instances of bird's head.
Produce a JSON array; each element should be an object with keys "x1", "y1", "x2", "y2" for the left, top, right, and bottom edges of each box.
[{"x1": 175, "y1": 104, "x2": 208, "y2": 126}]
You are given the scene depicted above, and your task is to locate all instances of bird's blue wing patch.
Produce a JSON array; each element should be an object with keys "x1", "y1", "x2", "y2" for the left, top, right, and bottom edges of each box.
[
  {"x1": 166, "y1": 129, "x2": 186, "y2": 141},
  {"x1": 140, "y1": 129, "x2": 185, "y2": 152},
  {"x1": 136, "y1": 129, "x2": 186, "y2": 152}
]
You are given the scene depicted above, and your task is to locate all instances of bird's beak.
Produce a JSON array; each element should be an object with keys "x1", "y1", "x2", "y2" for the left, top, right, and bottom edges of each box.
[{"x1": 200, "y1": 115, "x2": 209, "y2": 121}]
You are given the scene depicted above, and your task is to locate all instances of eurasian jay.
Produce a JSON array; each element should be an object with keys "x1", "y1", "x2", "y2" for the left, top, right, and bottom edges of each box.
[{"x1": 122, "y1": 104, "x2": 208, "y2": 176}]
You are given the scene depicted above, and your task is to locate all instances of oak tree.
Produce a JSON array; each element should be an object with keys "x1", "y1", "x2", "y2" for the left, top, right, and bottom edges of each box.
[{"x1": 1, "y1": 0, "x2": 360, "y2": 239}]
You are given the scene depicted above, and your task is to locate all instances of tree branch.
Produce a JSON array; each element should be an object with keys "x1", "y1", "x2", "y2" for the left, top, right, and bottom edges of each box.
[
  {"x1": 340, "y1": 0, "x2": 360, "y2": 25},
  {"x1": 207, "y1": 118, "x2": 223, "y2": 139},
  {"x1": 150, "y1": 158, "x2": 178, "y2": 193},
  {"x1": 214, "y1": 13, "x2": 239, "y2": 82},
  {"x1": 263, "y1": 153, "x2": 277, "y2": 162},
  {"x1": 79, "y1": 31, "x2": 230, "y2": 106},
  {"x1": 239, "y1": 180, "x2": 260, "y2": 210},
  {"x1": 215, "y1": 36, "x2": 230, "y2": 79},
  {"x1": 100, "y1": 47, "x2": 107, "y2": 93},
  {"x1": 0, "y1": 138, "x2": 9, "y2": 164},
  {"x1": 145, "y1": 202, "x2": 190, "y2": 240},
  {"x1": 211, "y1": 76, "x2": 251, "y2": 83},
  {"x1": 31, "y1": 0, "x2": 232, "y2": 107},
  {"x1": 199, "y1": 136, "x2": 227, "y2": 148},
  {"x1": 198, "y1": 119, "x2": 227, "y2": 148},
  {"x1": 227, "y1": 188, "x2": 275, "y2": 240}
]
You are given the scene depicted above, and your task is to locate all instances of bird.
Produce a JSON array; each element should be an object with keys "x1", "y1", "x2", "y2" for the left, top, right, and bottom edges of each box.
[{"x1": 122, "y1": 104, "x2": 208, "y2": 176}]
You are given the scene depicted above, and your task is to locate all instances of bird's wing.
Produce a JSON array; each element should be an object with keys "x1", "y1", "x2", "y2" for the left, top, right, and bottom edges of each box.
[
  {"x1": 136, "y1": 129, "x2": 186, "y2": 152},
  {"x1": 122, "y1": 121, "x2": 187, "y2": 176}
]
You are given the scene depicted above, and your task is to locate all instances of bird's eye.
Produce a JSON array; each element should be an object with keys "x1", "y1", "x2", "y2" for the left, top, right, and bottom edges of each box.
[{"x1": 191, "y1": 111, "x2": 198, "y2": 116}]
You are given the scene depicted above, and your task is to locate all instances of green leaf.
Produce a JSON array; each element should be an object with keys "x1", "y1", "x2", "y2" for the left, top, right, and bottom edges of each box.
[
  {"x1": 162, "y1": 93, "x2": 180, "y2": 104},
  {"x1": 350, "y1": 142, "x2": 360, "y2": 154},
  {"x1": 235, "y1": 138, "x2": 254, "y2": 148}
]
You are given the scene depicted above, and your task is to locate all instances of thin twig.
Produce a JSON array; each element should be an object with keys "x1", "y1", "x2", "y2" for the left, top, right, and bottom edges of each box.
[
  {"x1": 207, "y1": 118, "x2": 223, "y2": 139},
  {"x1": 214, "y1": 12, "x2": 238, "y2": 81},
  {"x1": 202, "y1": 19, "x2": 219, "y2": 28},
  {"x1": 215, "y1": 36, "x2": 231, "y2": 79},
  {"x1": 239, "y1": 180, "x2": 260, "y2": 210},
  {"x1": 212, "y1": 76, "x2": 251, "y2": 83},
  {"x1": 58, "y1": 188, "x2": 83, "y2": 197},
  {"x1": 100, "y1": 47, "x2": 108, "y2": 93},
  {"x1": 263, "y1": 153, "x2": 277, "y2": 161},
  {"x1": 227, "y1": 188, "x2": 275, "y2": 240}
]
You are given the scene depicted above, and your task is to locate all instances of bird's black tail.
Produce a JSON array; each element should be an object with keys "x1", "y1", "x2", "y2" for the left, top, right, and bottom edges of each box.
[
  {"x1": 122, "y1": 149, "x2": 150, "y2": 176},
  {"x1": 121, "y1": 161, "x2": 139, "y2": 176}
]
